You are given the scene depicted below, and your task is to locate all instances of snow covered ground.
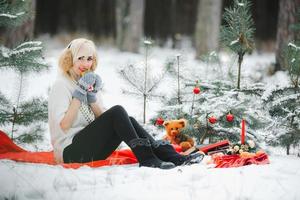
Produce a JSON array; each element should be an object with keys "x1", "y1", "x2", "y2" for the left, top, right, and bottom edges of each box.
[
  {"x1": 1, "y1": 155, "x2": 300, "y2": 200},
  {"x1": 0, "y1": 36, "x2": 300, "y2": 200}
]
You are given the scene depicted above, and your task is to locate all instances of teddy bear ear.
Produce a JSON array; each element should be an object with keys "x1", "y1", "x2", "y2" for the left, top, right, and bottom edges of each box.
[
  {"x1": 178, "y1": 118, "x2": 187, "y2": 127},
  {"x1": 163, "y1": 121, "x2": 169, "y2": 127}
]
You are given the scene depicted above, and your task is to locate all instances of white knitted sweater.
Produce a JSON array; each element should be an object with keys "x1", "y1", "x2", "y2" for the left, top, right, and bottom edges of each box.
[{"x1": 48, "y1": 72, "x2": 104, "y2": 163}]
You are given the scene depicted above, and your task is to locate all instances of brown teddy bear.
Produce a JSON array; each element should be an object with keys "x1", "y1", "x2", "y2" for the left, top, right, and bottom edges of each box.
[{"x1": 163, "y1": 119, "x2": 195, "y2": 152}]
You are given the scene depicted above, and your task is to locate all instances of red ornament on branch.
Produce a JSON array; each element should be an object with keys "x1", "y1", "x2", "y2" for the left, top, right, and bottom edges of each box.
[
  {"x1": 226, "y1": 113, "x2": 234, "y2": 122},
  {"x1": 156, "y1": 117, "x2": 164, "y2": 125},
  {"x1": 193, "y1": 87, "x2": 201, "y2": 94},
  {"x1": 208, "y1": 116, "x2": 217, "y2": 124}
]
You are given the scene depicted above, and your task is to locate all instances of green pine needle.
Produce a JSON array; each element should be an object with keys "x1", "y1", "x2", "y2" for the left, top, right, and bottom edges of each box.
[
  {"x1": 220, "y1": 0, "x2": 255, "y2": 54},
  {"x1": 0, "y1": 0, "x2": 31, "y2": 27}
]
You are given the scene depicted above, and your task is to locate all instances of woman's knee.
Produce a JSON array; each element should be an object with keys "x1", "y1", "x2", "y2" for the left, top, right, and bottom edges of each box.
[
  {"x1": 129, "y1": 116, "x2": 137, "y2": 123},
  {"x1": 94, "y1": 105, "x2": 126, "y2": 121},
  {"x1": 110, "y1": 105, "x2": 127, "y2": 115}
]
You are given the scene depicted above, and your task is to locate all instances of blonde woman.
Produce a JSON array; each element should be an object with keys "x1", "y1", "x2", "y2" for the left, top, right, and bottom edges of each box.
[{"x1": 48, "y1": 38, "x2": 202, "y2": 169}]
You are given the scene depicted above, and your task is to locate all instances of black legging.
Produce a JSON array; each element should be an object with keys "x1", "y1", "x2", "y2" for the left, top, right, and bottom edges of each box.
[{"x1": 63, "y1": 105, "x2": 155, "y2": 163}]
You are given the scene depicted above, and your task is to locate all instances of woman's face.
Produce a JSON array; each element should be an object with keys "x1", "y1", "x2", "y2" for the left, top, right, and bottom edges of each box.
[{"x1": 72, "y1": 55, "x2": 94, "y2": 76}]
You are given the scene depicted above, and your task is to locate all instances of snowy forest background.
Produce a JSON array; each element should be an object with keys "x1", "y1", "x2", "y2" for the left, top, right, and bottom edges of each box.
[
  {"x1": 1, "y1": 0, "x2": 300, "y2": 199},
  {"x1": 1, "y1": 0, "x2": 299, "y2": 155}
]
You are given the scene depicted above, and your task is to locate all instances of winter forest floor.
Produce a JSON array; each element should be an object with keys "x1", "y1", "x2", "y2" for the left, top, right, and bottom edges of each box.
[
  {"x1": 1, "y1": 155, "x2": 300, "y2": 200},
  {"x1": 0, "y1": 36, "x2": 300, "y2": 200}
]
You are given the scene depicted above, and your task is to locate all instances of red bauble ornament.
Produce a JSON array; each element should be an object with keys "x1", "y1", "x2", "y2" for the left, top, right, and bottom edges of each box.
[
  {"x1": 226, "y1": 113, "x2": 234, "y2": 122},
  {"x1": 156, "y1": 117, "x2": 164, "y2": 125},
  {"x1": 193, "y1": 87, "x2": 201, "y2": 94},
  {"x1": 208, "y1": 116, "x2": 217, "y2": 124}
]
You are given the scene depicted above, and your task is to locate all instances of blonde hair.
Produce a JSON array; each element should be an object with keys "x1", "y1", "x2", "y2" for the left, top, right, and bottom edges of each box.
[{"x1": 58, "y1": 38, "x2": 98, "y2": 78}]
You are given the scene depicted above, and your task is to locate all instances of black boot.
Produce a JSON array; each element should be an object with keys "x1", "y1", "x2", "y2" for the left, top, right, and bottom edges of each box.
[
  {"x1": 151, "y1": 140, "x2": 204, "y2": 166},
  {"x1": 128, "y1": 138, "x2": 175, "y2": 169}
]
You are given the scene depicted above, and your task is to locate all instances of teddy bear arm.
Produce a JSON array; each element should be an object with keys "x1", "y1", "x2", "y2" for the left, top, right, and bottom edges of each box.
[
  {"x1": 180, "y1": 141, "x2": 192, "y2": 152},
  {"x1": 187, "y1": 137, "x2": 195, "y2": 146},
  {"x1": 174, "y1": 137, "x2": 182, "y2": 145}
]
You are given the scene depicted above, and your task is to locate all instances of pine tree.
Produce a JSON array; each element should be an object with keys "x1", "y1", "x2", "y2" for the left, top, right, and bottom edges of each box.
[
  {"x1": 151, "y1": 60, "x2": 269, "y2": 146},
  {"x1": 263, "y1": 85, "x2": 300, "y2": 155},
  {"x1": 150, "y1": 46, "x2": 268, "y2": 147},
  {"x1": 0, "y1": 0, "x2": 48, "y2": 143},
  {"x1": 220, "y1": 0, "x2": 255, "y2": 89},
  {"x1": 118, "y1": 40, "x2": 169, "y2": 123},
  {"x1": 185, "y1": 81, "x2": 267, "y2": 145},
  {"x1": 262, "y1": 10, "x2": 300, "y2": 155},
  {"x1": 262, "y1": 43, "x2": 300, "y2": 155}
]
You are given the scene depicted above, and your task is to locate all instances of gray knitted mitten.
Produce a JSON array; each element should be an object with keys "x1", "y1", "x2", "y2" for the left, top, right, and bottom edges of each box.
[
  {"x1": 87, "y1": 74, "x2": 102, "y2": 104},
  {"x1": 72, "y1": 72, "x2": 96, "y2": 103}
]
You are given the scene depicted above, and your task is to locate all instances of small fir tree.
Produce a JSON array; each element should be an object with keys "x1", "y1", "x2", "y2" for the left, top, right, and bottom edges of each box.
[
  {"x1": 262, "y1": 11, "x2": 300, "y2": 155},
  {"x1": 152, "y1": 72, "x2": 269, "y2": 146},
  {"x1": 262, "y1": 43, "x2": 300, "y2": 155},
  {"x1": 151, "y1": 49, "x2": 268, "y2": 146},
  {"x1": 220, "y1": 0, "x2": 255, "y2": 89},
  {"x1": 0, "y1": 0, "x2": 48, "y2": 142},
  {"x1": 119, "y1": 40, "x2": 169, "y2": 123},
  {"x1": 263, "y1": 85, "x2": 300, "y2": 155},
  {"x1": 185, "y1": 81, "x2": 268, "y2": 144}
]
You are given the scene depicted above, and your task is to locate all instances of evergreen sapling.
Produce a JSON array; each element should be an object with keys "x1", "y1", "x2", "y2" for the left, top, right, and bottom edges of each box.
[
  {"x1": 220, "y1": 0, "x2": 255, "y2": 89},
  {"x1": 0, "y1": 0, "x2": 48, "y2": 143}
]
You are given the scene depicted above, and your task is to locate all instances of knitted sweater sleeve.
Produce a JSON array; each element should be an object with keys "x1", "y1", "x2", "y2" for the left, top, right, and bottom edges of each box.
[{"x1": 48, "y1": 79, "x2": 72, "y2": 132}]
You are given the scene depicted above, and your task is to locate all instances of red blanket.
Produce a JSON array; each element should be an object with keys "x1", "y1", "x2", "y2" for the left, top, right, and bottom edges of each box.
[
  {"x1": 0, "y1": 130, "x2": 138, "y2": 169},
  {"x1": 212, "y1": 153, "x2": 270, "y2": 168},
  {"x1": 0, "y1": 130, "x2": 269, "y2": 169}
]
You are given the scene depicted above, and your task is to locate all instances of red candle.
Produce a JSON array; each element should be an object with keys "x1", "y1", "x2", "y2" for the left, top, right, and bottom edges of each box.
[{"x1": 241, "y1": 119, "x2": 245, "y2": 144}]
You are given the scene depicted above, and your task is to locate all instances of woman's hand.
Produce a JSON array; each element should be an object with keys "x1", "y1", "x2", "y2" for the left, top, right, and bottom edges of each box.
[
  {"x1": 72, "y1": 72, "x2": 96, "y2": 103},
  {"x1": 87, "y1": 74, "x2": 102, "y2": 104},
  {"x1": 87, "y1": 73, "x2": 104, "y2": 117}
]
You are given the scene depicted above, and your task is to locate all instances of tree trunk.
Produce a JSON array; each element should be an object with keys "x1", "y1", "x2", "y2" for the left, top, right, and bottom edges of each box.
[
  {"x1": 275, "y1": 0, "x2": 300, "y2": 72},
  {"x1": 287, "y1": 144, "x2": 290, "y2": 155},
  {"x1": 116, "y1": 0, "x2": 145, "y2": 53},
  {"x1": 4, "y1": 0, "x2": 36, "y2": 48},
  {"x1": 170, "y1": 0, "x2": 177, "y2": 49},
  {"x1": 195, "y1": 0, "x2": 222, "y2": 59},
  {"x1": 57, "y1": 0, "x2": 74, "y2": 33},
  {"x1": 73, "y1": 1, "x2": 87, "y2": 32},
  {"x1": 116, "y1": 0, "x2": 129, "y2": 49}
]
